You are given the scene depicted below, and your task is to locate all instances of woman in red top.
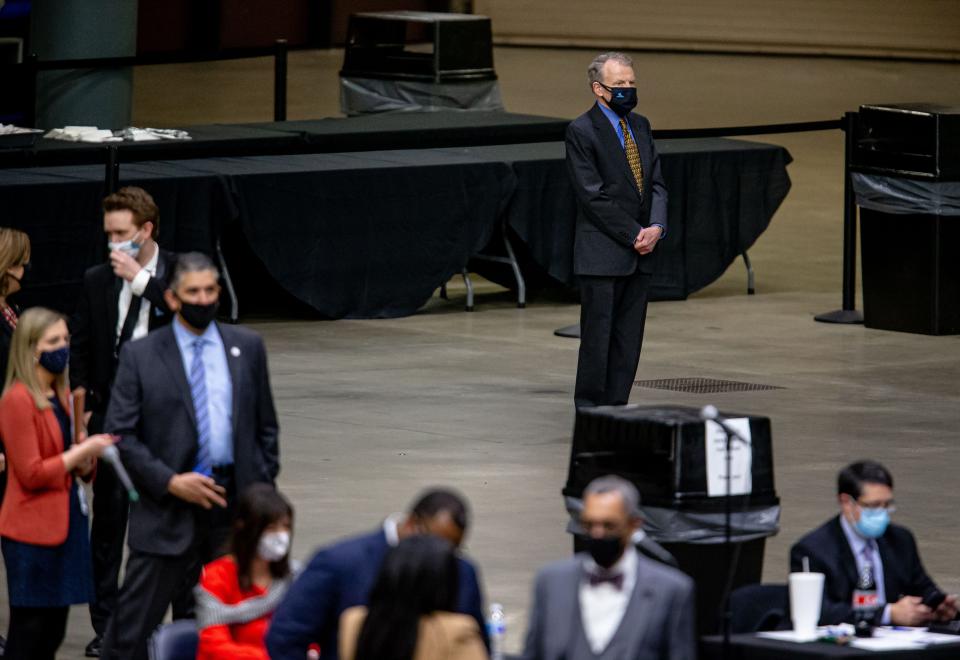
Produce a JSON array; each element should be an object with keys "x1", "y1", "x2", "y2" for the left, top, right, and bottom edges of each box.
[
  {"x1": 0, "y1": 308, "x2": 114, "y2": 660},
  {"x1": 195, "y1": 483, "x2": 295, "y2": 660}
]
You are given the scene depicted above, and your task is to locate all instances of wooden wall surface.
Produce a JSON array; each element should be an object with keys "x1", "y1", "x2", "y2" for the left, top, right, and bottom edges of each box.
[{"x1": 473, "y1": 1, "x2": 960, "y2": 60}]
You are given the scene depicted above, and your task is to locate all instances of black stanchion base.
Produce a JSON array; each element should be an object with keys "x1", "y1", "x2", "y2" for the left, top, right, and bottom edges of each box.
[
  {"x1": 814, "y1": 309, "x2": 864, "y2": 324},
  {"x1": 553, "y1": 323, "x2": 581, "y2": 338}
]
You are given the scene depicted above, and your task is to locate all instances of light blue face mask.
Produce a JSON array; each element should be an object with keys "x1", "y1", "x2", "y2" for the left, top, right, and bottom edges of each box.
[
  {"x1": 108, "y1": 231, "x2": 142, "y2": 259},
  {"x1": 855, "y1": 506, "x2": 890, "y2": 539}
]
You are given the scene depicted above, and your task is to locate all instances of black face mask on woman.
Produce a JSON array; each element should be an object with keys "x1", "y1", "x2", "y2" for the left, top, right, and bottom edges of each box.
[{"x1": 598, "y1": 83, "x2": 638, "y2": 118}]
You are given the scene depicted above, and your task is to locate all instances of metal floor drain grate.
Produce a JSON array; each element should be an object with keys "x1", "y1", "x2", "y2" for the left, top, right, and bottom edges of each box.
[{"x1": 633, "y1": 377, "x2": 784, "y2": 394}]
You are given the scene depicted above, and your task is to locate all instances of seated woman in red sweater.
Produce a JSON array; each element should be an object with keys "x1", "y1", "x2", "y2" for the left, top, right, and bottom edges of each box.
[{"x1": 195, "y1": 483, "x2": 295, "y2": 660}]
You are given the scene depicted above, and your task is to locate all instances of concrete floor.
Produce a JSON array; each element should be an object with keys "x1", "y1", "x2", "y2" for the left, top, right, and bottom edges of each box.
[{"x1": 13, "y1": 48, "x2": 960, "y2": 656}]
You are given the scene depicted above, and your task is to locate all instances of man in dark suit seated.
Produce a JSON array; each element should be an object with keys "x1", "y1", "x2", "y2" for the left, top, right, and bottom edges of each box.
[
  {"x1": 265, "y1": 489, "x2": 486, "y2": 660},
  {"x1": 522, "y1": 476, "x2": 696, "y2": 660},
  {"x1": 100, "y1": 252, "x2": 280, "y2": 660},
  {"x1": 790, "y1": 460, "x2": 958, "y2": 626}
]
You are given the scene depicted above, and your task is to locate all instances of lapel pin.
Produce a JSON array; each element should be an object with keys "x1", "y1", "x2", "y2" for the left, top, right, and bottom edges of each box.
[{"x1": 230, "y1": 346, "x2": 241, "y2": 357}]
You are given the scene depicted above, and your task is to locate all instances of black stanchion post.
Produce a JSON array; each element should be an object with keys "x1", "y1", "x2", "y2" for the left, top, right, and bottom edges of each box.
[
  {"x1": 24, "y1": 53, "x2": 38, "y2": 128},
  {"x1": 274, "y1": 39, "x2": 288, "y2": 122},
  {"x1": 815, "y1": 111, "x2": 864, "y2": 324},
  {"x1": 104, "y1": 146, "x2": 119, "y2": 194}
]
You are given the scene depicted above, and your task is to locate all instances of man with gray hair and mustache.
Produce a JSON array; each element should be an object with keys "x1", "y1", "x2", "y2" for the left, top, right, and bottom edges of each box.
[
  {"x1": 522, "y1": 475, "x2": 695, "y2": 660},
  {"x1": 568, "y1": 52, "x2": 668, "y2": 409}
]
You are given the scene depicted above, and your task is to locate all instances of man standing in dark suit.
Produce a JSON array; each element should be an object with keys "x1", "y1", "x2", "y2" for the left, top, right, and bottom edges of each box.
[
  {"x1": 69, "y1": 186, "x2": 176, "y2": 657},
  {"x1": 100, "y1": 252, "x2": 280, "y2": 660},
  {"x1": 790, "y1": 460, "x2": 958, "y2": 626},
  {"x1": 567, "y1": 52, "x2": 668, "y2": 408},
  {"x1": 522, "y1": 476, "x2": 695, "y2": 660},
  {"x1": 266, "y1": 489, "x2": 487, "y2": 660}
]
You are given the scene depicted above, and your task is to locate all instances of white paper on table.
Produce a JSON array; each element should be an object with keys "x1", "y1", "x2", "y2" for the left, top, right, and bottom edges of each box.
[
  {"x1": 849, "y1": 637, "x2": 925, "y2": 651},
  {"x1": 704, "y1": 417, "x2": 752, "y2": 496},
  {"x1": 872, "y1": 626, "x2": 960, "y2": 645},
  {"x1": 755, "y1": 630, "x2": 818, "y2": 642}
]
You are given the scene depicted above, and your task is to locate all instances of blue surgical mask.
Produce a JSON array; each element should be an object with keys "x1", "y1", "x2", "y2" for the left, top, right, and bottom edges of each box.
[
  {"x1": 855, "y1": 507, "x2": 890, "y2": 539},
  {"x1": 108, "y1": 232, "x2": 142, "y2": 259},
  {"x1": 38, "y1": 346, "x2": 69, "y2": 375}
]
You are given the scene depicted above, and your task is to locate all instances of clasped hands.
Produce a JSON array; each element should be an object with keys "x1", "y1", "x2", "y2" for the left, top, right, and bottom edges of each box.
[{"x1": 634, "y1": 225, "x2": 663, "y2": 255}]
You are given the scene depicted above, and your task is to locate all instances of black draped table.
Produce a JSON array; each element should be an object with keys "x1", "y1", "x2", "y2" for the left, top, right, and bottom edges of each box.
[
  {"x1": 0, "y1": 137, "x2": 790, "y2": 319},
  {"x1": 469, "y1": 138, "x2": 792, "y2": 301},
  {"x1": 700, "y1": 634, "x2": 960, "y2": 659},
  {"x1": 0, "y1": 112, "x2": 570, "y2": 168}
]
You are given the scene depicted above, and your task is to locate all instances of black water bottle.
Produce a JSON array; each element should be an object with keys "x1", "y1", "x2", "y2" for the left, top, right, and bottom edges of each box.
[{"x1": 852, "y1": 563, "x2": 879, "y2": 638}]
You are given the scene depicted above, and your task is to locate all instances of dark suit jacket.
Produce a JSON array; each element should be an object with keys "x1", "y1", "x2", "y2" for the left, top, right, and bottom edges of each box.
[
  {"x1": 566, "y1": 103, "x2": 668, "y2": 277},
  {"x1": 0, "y1": 309, "x2": 15, "y2": 383},
  {"x1": 265, "y1": 528, "x2": 486, "y2": 660},
  {"x1": 70, "y1": 249, "x2": 176, "y2": 414},
  {"x1": 521, "y1": 551, "x2": 696, "y2": 660},
  {"x1": 104, "y1": 321, "x2": 280, "y2": 556},
  {"x1": 790, "y1": 515, "x2": 940, "y2": 624}
]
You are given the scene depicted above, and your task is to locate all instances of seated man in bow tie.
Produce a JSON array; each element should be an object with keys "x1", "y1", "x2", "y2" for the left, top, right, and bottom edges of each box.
[
  {"x1": 790, "y1": 460, "x2": 958, "y2": 626},
  {"x1": 521, "y1": 475, "x2": 696, "y2": 660}
]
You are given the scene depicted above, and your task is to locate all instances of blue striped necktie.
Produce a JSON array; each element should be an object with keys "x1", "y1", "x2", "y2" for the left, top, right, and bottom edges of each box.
[{"x1": 190, "y1": 338, "x2": 212, "y2": 476}]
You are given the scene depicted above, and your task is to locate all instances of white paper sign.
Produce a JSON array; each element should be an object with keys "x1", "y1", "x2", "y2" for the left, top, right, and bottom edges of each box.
[{"x1": 705, "y1": 418, "x2": 752, "y2": 497}]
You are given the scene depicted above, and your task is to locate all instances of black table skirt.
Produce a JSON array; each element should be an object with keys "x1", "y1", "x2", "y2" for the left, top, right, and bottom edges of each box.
[
  {"x1": 471, "y1": 139, "x2": 792, "y2": 301},
  {"x1": 0, "y1": 138, "x2": 790, "y2": 319},
  {"x1": 0, "y1": 112, "x2": 570, "y2": 168},
  {"x1": 701, "y1": 634, "x2": 960, "y2": 659}
]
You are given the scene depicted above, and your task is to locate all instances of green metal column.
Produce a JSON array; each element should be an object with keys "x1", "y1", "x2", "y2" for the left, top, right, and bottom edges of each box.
[{"x1": 30, "y1": 0, "x2": 138, "y2": 129}]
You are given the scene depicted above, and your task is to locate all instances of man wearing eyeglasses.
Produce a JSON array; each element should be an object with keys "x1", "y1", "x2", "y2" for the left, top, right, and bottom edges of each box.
[{"x1": 790, "y1": 460, "x2": 958, "y2": 626}]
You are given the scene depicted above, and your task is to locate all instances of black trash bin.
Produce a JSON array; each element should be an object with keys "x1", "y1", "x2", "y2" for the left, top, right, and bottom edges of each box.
[
  {"x1": 339, "y1": 10, "x2": 503, "y2": 115},
  {"x1": 852, "y1": 104, "x2": 960, "y2": 335},
  {"x1": 563, "y1": 405, "x2": 780, "y2": 635}
]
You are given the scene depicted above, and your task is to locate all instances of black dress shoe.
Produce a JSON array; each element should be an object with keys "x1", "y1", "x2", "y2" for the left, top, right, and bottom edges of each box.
[{"x1": 85, "y1": 635, "x2": 102, "y2": 658}]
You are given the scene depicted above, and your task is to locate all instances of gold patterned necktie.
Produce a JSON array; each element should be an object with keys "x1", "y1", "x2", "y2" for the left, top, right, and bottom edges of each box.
[{"x1": 619, "y1": 117, "x2": 644, "y2": 197}]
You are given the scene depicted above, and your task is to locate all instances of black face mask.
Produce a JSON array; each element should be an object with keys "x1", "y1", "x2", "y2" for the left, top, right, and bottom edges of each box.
[
  {"x1": 178, "y1": 300, "x2": 219, "y2": 330},
  {"x1": 586, "y1": 535, "x2": 625, "y2": 569},
  {"x1": 5, "y1": 263, "x2": 28, "y2": 296},
  {"x1": 599, "y1": 83, "x2": 637, "y2": 118}
]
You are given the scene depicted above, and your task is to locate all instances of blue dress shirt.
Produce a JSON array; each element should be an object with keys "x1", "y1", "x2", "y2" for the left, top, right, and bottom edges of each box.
[
  {"x1": 597, "y1": 100, "x2": 637, "y2": 148},
  {"x1": 840, "y1": 514, "x2": 891, "y2": 624},
  {"x1": 596, "y1": 101, "x2": 665, "y2": 237},
  {"x1": 172, "y1": 319, "x2": 234, "y2": 466}
]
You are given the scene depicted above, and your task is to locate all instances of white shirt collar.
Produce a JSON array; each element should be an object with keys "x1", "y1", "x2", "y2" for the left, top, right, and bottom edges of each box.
[{"x1": 383, "y1": 513, "x2": 404, "y2": 547}]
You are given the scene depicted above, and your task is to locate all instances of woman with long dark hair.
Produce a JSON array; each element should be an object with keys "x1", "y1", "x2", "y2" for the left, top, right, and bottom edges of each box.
[
  {"x1": 195, "y1": 483, "x2": 295, "y2": 659},
  {"x1": 340, "y1": 535, "x2": 487, "y2": 660}
]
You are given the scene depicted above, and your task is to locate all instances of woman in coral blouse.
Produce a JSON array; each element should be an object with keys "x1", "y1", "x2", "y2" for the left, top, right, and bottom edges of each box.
[
  {"x1": 0, "y1": 308, "x2": 114, "y2": 660},
  {"x1": 195, "y1": 483, "x2": 296, "y2": 659}
]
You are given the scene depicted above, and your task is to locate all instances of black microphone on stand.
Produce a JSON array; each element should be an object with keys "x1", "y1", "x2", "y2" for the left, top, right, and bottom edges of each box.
[
  {"x1": 101, "y1": 444, "x2": 140, "y2": 503},
  {"x1": 700, "y1": 404, "x2": 750, "y2": 660}
]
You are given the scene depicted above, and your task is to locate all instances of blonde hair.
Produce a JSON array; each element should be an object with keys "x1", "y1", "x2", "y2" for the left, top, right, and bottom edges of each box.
[
  {"x1": 0, "y1": 227, "x2": 31, "y2": 298},
  {"x1": 4, "y1": 307, "x2": 68, "y2": 409}
]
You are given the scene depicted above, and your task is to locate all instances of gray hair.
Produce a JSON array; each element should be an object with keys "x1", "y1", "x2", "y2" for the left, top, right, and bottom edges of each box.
[
  {"x1": 584, "y1": 475, "x2": 642, "y2": 518},
  {"x1": 587, "y1": 51, "x2": 633, "y2": 87},
  {"x1": 170, "y1": 251, "x2": 220, "y2": 290}
]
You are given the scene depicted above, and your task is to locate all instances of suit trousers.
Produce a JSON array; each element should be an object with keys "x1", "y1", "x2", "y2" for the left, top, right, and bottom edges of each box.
[
  {"x1": 575, "y1": 270, "x2": 650, "y2": 407},
  {"x1": 87, "y1": 411, "x2": 130, "y2": 637},
  {"x1": 100, "y1": 477, "x2": 235, "y2": 660},
  {"x1": 4, "y1": 605, "x2": 69, "y2": 660}
]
